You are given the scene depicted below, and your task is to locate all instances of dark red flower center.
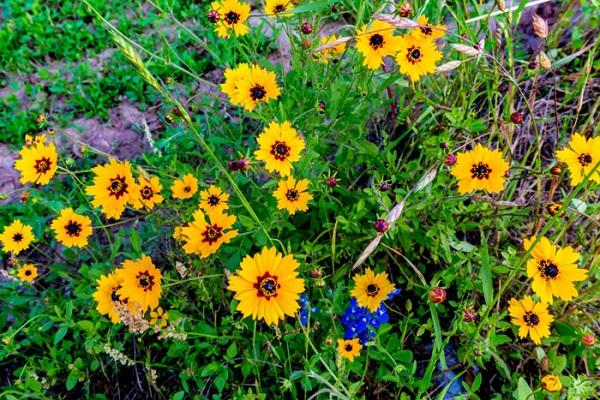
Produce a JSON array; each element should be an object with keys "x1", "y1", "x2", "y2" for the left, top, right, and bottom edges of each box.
[
  {"x1": 202, "y1": 224, "x2": 223, "y2": 244},
  {"x1": 270, "y1": 141, "x2": 290, "y2": 161},
  {"x1": 207, "y1": 195, "x2": 220, "y2": 206},
  {"x1": 369, "y1": 34, "x2": 384, "y2": 49},
  {"x1": 25, "y1": 269, "x2": 32, "y2": 276},
  {"x1": 65, "y1": 220, "x2": 82, "y2": 237},
  {"x1": 344, "y1": 343, "x2": 353, "y2": 352},
  {"x1": 141, "y1": 186, "x2": 154, "y2": 200},
  {"x1": 136, "y1": 271, "x2": 155, "y2": 291},
  {"x1": 224, "y1": 11, "x2": 240, "y2": 24},
  {"x1": 34, "y1": 157, "x2": 52, "y2": 174},
  {"x1": 273, "y1": 4, "x2": 286, "y2": 13},
  {"x1": 523, "y1": 311, "x2": 540, "y2": 327},
  {"x1": 250, "y1": 85, "x2": 266, "y2": 101},
  {"x1": 470, "y1": 162, "x2": 492, "y2": 180},
  {"x1": 406, "y1": 46, "x2": 422, "y2": 63},
  {"x1": 286, "y1": 189, "x2": 299, "y2": 201},
  {"x1": 578, "y1": 153, "x2": 592, "y2": 167},
  {"x1": 539, "y1": 259, "x2": 559, "y2": 280},
  {"x1": 12, "y1": 233, "x2": 23, "y2": 242},
  {"x1": 366, "y1": 283, "x2": 380, "y2": 297},
  {"x1": 108, "y1": 176, "x2": 128, "y2": 199},
  {"x1": 254, "y1": 272, "x2": 280, "y2": 299}
]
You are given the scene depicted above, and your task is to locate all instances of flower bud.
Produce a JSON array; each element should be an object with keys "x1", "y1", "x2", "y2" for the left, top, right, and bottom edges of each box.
[
  {"x1": 463, "y1": 307, "x2": 480, "y2": 323},
  {"x1": 310, "y1": 268, "x2": 323, "y2": 278},
  {"x1": 582, "y1": 333, "x2": 595, "y2": 347},
  {"x1": 379, "y1": 182, "x2": 390, "y2": 191},
  {"x1": 36, "y1": 114, "x2": 47, "y2": 124},
  {"x1": 398, "y1": 3, "x2": 412, "y2": 17},
  {"x1": 326, "y1": 177, "x2": 337, "y2": 187},
  {"x1": 20, "y1": 191, "x2": 29, "y2": 202},
  {"x1": 237, "y1": 158, "x2": 249, "y2": 171},
  {"x1": 532, "y1": 14, "x2": 548, "y2": 39},
  {"x1": 444, "y1": 153, "x2": 457, "y2": 166},
  {"x1": 550, "y1": 165, "x2": 561, "y2": 175},
  {"x1": 374, "y1": 219, "x2": 388, "y2": 233},
  {"x1": 429, "y1": 287, "x2": 446, "y2": 304},
  {"x1": 314, "y1": 278, "x2": 326, "y2": 288},
  {"x1": 300, "y1": 22, "x2": 313, "y2": 34},
  {"x1": 317, "y1": 100, "x2": 326, "y2": 113},
  {"x1": 511, "y1": 111, "x2": 524, "y2": 124},
  {"x1": 207, "y1": 10, "x2": 219, "y2": 23}
]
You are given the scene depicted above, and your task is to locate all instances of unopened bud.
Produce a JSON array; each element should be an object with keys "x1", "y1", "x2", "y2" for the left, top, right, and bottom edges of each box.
[
  {"x1": 532, "y1": 14, "x2": 548, "y2": 39},
  {"x1": 582, "y1": 333, "x2": 595, "y2": 347},
  {"x1": 374, "y1": 219, "x2": 388, "y2": 233},
  {"x1": 207, "y1": 10, "x2": 219, "y2": 23},
  {"x1": 300, "y1": 22, "x2": 313, "y2": 34},
  {"x1": 444, "y1": 154, "x2": 457, "y2": 166},
  {"x1": 511, "y1": 111, "x2": 524, "y2": 124},
  {"x1": 398, "y1": 3, "x2": 412, "y2": 18},
  {"x1": 429, "y1": 287, "x2": 446, "y2": 304}
]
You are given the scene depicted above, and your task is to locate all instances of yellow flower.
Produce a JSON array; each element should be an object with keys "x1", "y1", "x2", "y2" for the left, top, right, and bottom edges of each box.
[
  {"x1": 227, "y1": 247, "x2": 305, "y2": 325},
  {"x1": 265, "y1": 0, "x2": 294, "y2": 17},
  {"x1": 116, "y1": 256, "x2": 163, "y2": 313},
  {"x1": 316, "y1": 35, "x2": 347, "y2": 63},
  {"x1": 523, "y1": 236, "x2": 587, "y2": 304},
  {"x1": 14, "y1": 140, "x2": 58, "y2": 185},
  {"x1": 395, "y1": 32, "x2": 442, "y2": 82},
  {"x1": 17, "y1": 264, "x2": 38, "y2": 282},
  {"x1": 254, "y1": 121, "x2": 305, "y2": 176},
  {"x1": 350, "y1": 268, "x2": 396, "y2": 312},
  {"x1": 0, "y1": 220, "x2": 35, "y2": 254},
  {"x1": 131, "y1": 176, "x2": 164, "y2": 210},
  {"x1": 226, "y1": 64, "x2": 281, "y2": 111},
  {"x1": 220, "y1": 63, "x2": 251, "y2": 107},
  {"x1": 556, "y1": 132, "x2": 600, "y2": 186},
  {"x1": 171, "y1": 174, "x2": 199, "y2": 200},
  {"x1": 355, "y1": 20, "x2": 401, "y2": 70},
  {"x1": 86, "y1": 158, "x2": 139, "y2": 219},
  {"x1": 508, "y1": 295, "x2": 553, "y2": 345},
  {"x1": 50, "y1": 208, "x2": 93, "y2": 248},
  {"x1": 199, "y1": 185, "x2": 230, "y2": 214},
  {"x1": 337, "y1": 338, "x2": 362, "y2": 361},
  {"x1": 541, "y1": 375, "x2": 562, "y2": 392},
  {"x1": 181, "y1": 208, "x2": 238, "y2": 258},
  {"x1": 211, "y1": 0, "x2": 251, "y2": 38},
  {"x1": 149, "y1": 307, "x2": 169, "y2": 329},
  {"x1": 450, "y1": 144, "x2": 510, "y2": 194},
  {"x1": 414, "y1": 15, "x2": 446, "y2": 40},
  {"x1": 173, "y1": 224, "x2": 187, "y2": 241},
  {"x1": 273, "y1": 176, "x2": 312, "y2": 215},
  {"x1": 93, "y1": 271, "x2": 129, "y2": 324}
]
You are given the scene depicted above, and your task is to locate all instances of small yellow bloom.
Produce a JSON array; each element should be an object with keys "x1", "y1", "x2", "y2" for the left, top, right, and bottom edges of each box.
[
  {"x1": 450, "y1": 144, "x2": 510, "y2": 194},
  {"x1": 14, "y1": 140, "x2": 58, "y2": 185},
  {"x1": 273, "y1": 176, "x2": 312, "y2": 215},
  {"x1": 541, "y1": 375, "x2": 562, "y2": 392},
  {"x1": 508, "y1": 295, "x2": 553, "y2": 345},
  {"x1": 171, "y1": 174, "x2": 199, "y2": 200},
  {"x1": 265, "y1": 0, "x2": 294, "y2": 17},
  {"x1": 181, "y1": 208, "x2": 238, "y2": 258},
  {"x1": 131, "y1": 176, "x2": 164, "y2": 210},
  {"x1": 227, "y1": 247, "x2": 305, "y2": 325},
  {"x1": 199, "y1": 185, "x2": 230, "y2": 214},
  {"x1": 351, "y1": 268, "x2": 396, "y2": 312},
  {"x1": 337, "y1": 338, "x2": 362, "y2": 361},
  {"x1": 0, "y1": 220, "x2": 35, "y2": 254},
  {"x1": 116, "y1": 256, "x2": 163, "y2": 313},
  {"x1": 211, "y1": 0, "x2": 251, "y2": 38},
  {"x1": 93, "y1": 271, "x2": 130, "y2": 324},
  {"x1": 254, "y1": 121, "x2": 304, "y2": 177},
  {"x1": 523, "y1": 236, "x2": 587, "y2": 304},
  {"x1": 51, "y1": 208, "x2": 93, "y2": 248},
  {"x1": 17, "y1": 264, "x2": 38, "y2": 282},
  {"x1": 395, "y1": 32, "x2": 443, "y2": 82},
  {"x1": 355, "y1": 20, "x2": 401, "y2": 70},
  {"x1": 556, "y1": 132, "x2": 600, "y2": 186},
  {"x1": 149, "y1": 307, "x2": 169, "y2": 329},
  {"x1": 414, "y1": 15, "x2": 446, "y2": 40},
  {"x1": 86, "y1": 158, "x2": 139, "y2": 219},
  {"x1": 316, "y1": 35, "x2": 347, "y2": 63},
  {"x1": 221, "y1": 64, "x2": 280, "y2": 111}
]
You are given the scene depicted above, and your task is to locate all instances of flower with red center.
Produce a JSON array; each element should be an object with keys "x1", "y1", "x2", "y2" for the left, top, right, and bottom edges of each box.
[
  {"x1": 116, "y1": 256, "x2": 163, "y2": 313},
  {"x1": 86, "y1": 158, "x2": 139, "y2": 219},
  {"x1": 181, "y1": 208, "x2": 238, "y2": 258},
  {"x1": 254, "y1": 121, "x2": 304, "y2": 176},
  {"x1": 273, "y1": 176, "x2": 312, "y2": 215}
]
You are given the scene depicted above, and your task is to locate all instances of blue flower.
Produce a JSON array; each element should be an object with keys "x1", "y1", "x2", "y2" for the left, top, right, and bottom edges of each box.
[
  {"x1": 340, "y1": 289, "x2": 399, "y2": 344},
  {"x1": 298, "y1": 294, "x2": 317, "y2": 326}
]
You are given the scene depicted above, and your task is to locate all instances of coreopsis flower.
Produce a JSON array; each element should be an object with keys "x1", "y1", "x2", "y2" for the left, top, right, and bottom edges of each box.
[
  {"x1": 541, "y1": 375, "x2": 562, "y2": 392},
  {"x1": 316, "y1": 35, "x2": 347, "y2": 63},
  {"x1": 181, "y1": 208, "x2": 238, "y2": 258},
  {"x1": 350, "y1": 268, "x2": 396, "y2": 312},
  {"x1": 223, "y1": 64, "x2": 281, "y2": 111},
  {"x1": 508, "y1": 295, "x2": 553, "y2": 345},
  {"x1": 355, "y1": 20, "x2": 401, "y2": 70},
  {"x1": 395, "y1": 32, "x2": 442, "y2": 82},
  {"x1": 86, "y1": 158, "x2": 139, "y2": 219},
  {"x1": 273, "y1": 176, "x2": 312, "y2": 215},
  {"x1": 0, "y1": 220, "x2": 35, "y2": 254},
  {"x1": 17, "y1": 264, "x2": 38, "y2": 282},
  {"x1": 199, "y1": 185, "x2": 229, "y2": 214},
  {"x1": 414, "y1": 15, "x2": 446, "y2": 40},
  {"x1": 171, "y1": 174, "x2": 198, "y2": 200},
  {"x1": 523, "y1": 236, "x2": 587, "y2": 304},
  {"x1": 93, "y1": 271, "x2": 130, "y2": 324},
  {"x1": 254, "y1": 121, "x2": 304, "y2": 176},
  {"x1": 450, "y1": 144, "x2": 510, "y2": 194},
  {"x1": 14, "y1": 140, "x2": 58, "y2": 185},
  {"x1": 211, "y1": 0, "x2": 251, "y2": 38},
  {"x1": 131, "y1": 176, "x2": 163, "y2": 210},
  {"x1": 149, "y1": 307, "x2": 169, "y2": 329},
  {"x1": 227, "y1": 247, "x2": 305, "y2": 325},
  {"x1": 50, "y1": 208, "x2": 93, "y2": 248},
  {"x1": 265, "y1": 0, "x2": 294, "y2": 17},
  {"x1": 116, "y1": 256, "x2": 163, "y2": 312},
  {"x1": 337, "y1": 338, "x2": 362, "y2": 361},
  {"x1": 556, "y1": 132, "x2": 600, "y2": 186}
]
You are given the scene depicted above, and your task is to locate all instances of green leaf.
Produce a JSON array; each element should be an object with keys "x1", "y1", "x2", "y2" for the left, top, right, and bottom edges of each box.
[
  {"x1": 66, "y1": 371, "x2": 78, "y2": 391},
  {"x1": 130, "y1": 228, "x2": 141, "y2": 254},
  {"x1": 54, "y1": 326, "x2": 69, "y2": 345},
  {"x1": 516, "y1": 377, "x2": 533, "y2": 400},
  {"x1": 226, "y1": 343, "x2": 238, "y2": 359},
  {"x1": 480, "y1": 240, "x2": 493, "y2": 306}
]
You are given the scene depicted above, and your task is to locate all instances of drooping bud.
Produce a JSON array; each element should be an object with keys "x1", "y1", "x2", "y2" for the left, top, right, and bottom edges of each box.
[
  {"x1": 310, "y1": 268, "x2": 323, "y2": 279},
  {"x1": 379, "y1": 182, "x2": 390, "y2": 191},
  {"x1": 463, "y1": 306, "x2": 480, "y2": 323},
  {"x1": 429, "y1": 287, "x2": 447, "y2": 304},
  {"x1": 532, "y1": 14, "x2": 548, "y2": 39}
]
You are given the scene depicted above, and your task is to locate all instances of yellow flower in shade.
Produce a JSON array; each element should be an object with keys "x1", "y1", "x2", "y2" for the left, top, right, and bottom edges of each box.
[
  {"x1": 230, "y1": 64, "x2": 281, "y2": 111},
  {"x1": 450, "y1": 144, "x2": 510, "y2": 194},
  {"x1": 555, "y1": 132, "x2": 600, "y2": 186},
  {"x1": 254, "y1": 121, "x2": 305, "y2": 176},
  {"x1": 508, "y1": 295, "x2": 553, "y2": 345},
  {"x1": 171, "y1": 174, "x2": 199, "y2": 200},
  {"x1": 414, "y1": 15, "x2": 446, "y2": 40},
  {"x1": 523, "y1": 236, "x2": 587, "y2": 304},
  {"x1": 181, "y1": 208, "x2": 238, "y2": 258},
  {"x1": 350, "y1": 268, "x2": 396, "y2": 312},
  {"x1": 337, "y1": 338, "x2": 362, "y2": 361},
  {"x1": 273, "y1": 176, "x2": 312, "y2": 215},
  {"x1": 265, "y1": 0, "x2": 294, "y2": 17},
  {"x1": 131, "y1": 176, "x2": 163, "y2": 210},
  {"x1": 199, "y1": 185, "x2": 230, "y2": 214},
  {"x1": 316, "y1": 35, "x2": 347, "y2": 63},
  {"x1": 227, "y1": 247, "x2": 305, "y2": 325},
  {"x1": 149, "y1": 307, "x2": 169, "y2": 329},
  {"x1": 541, "y1": 375, "x2": 562, "y2": 392},
  {"x1": 86, "y1": 158, "x2": 139, "y2": 219},
  {"x1": 211, "y1": 0, "x2": 251, "y2": 38},
  {"x1": 93, "y1": 271, "x2": 129, "y2": 324},
  {"x1": 17, "y1": 264, "x2": 38, "y2": 282},
  {"x1": 220, "y1": 63, "x2": 251, "y2": 107},
  {"x1": 355, "y1": 20, "x2": 401, "y2": 70},
  {"x1": 0, "y1": 220, "x2": 35, "y2": 254},
  {"x1": 173, "y1": 224, "x2": 187, "y2": 241},
  {"x1": 116, "y1": 256, "x2": 163, "y2": 313},
  {"x1": 395, "y1": 32, "x2": 443, "y2": 82},
  {"x1": 50, "y1": 208, "x2": 93, "y2": 248},
  {"x1": 14, "y1": 140, "x2": 58, "y2": 185}
]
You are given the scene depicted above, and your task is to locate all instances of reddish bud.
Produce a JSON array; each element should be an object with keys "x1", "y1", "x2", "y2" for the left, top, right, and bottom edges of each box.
[
  {"x1": 20, "y1": 191, "x2": 29, "y2": 202},
  {"x1": 582, "y1": 333, "x2": 595, "y2": 347},
  {"x1": 444, "y1": 153, "x2": 457, "y2": 166},
  {"x1": 326, "y1": 177, "x2": 337, "y2": 187},
  {"x1": 379, "y1": 182, "x2": 390, "y2": 191},
  {"x1": 463, "y1": 307, "x2": 480, "y2": 323},
  {"x1": 398, "y1": 3, "x2": 412, "y2": 18},
  {"x1": 429, "y1": 287, "x2": 447, "y2": 304},
  {"x1": 208, "y1": 10, "x2": 219, "y2": 23},
  {"x1": 310, "y1": 268, "x2": 323, "y2": 278},
  {"x1": 317, "y1": 100, "x2": 326, "y2": 113},
  {"x1": 374, "y1": 219, "x2": 388, "y2": 233},
  {"x1": 511, "y1": 111, "x2": 524, "y2": 124},
  {"x1": 550, "y1": 165, "x2": 561, "y2": 175},
  {"x1": 300, "y1": 22, "x2": 313, "y2": 34}
]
